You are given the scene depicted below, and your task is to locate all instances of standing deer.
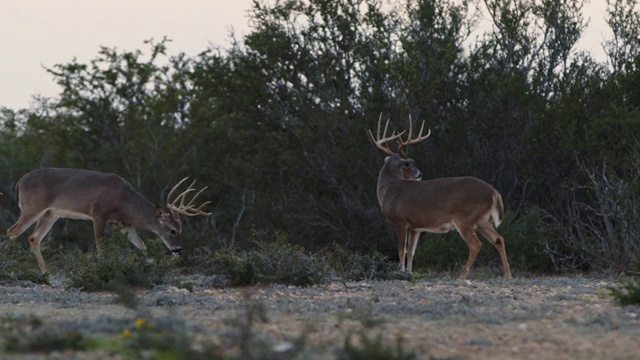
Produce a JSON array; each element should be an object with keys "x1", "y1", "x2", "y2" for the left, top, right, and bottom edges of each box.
[
  {"x1": 5, "y1": 168, "x2": 211, "y2": 274},
  {"x1": 369, "y1": 117, "x2": 512, "y2": 278}
]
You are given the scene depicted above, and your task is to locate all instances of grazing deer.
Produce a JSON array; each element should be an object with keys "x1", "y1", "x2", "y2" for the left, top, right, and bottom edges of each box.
[
  {"x1": 369, "y1": 116, "x2": 512, "y2": 278},
  {"x1": 5, "y1": 168, "x2": 211, "y2": 274}
]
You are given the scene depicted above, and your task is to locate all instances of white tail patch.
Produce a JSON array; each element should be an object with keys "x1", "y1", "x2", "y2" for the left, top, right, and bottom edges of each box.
[
  {"x1": 491, "y1": 193, "x2": 504, "y2": 228},
  {"x1": 491, "y1": 207, "x2": 502, "y2": 228}
]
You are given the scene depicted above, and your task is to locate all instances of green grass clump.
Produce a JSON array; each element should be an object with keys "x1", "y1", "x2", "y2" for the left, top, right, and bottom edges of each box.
[
  {"x1": 0, "y1": 313, "x2": 86, "y2": 353},
  {"x1": 335, "y1": 298, "x2": 416, "y2": 360},
  {"x1": 609, "y1": 278, "x2": 640, "y2": 306},
  {"x1": 0, "y1": 239, "x2": 49, "y2": 284},
  {"x1": 209, "y1": 231, "x2": 332, "y2": 287},
  {"x1": 323, "y1": 244, "x2": 411, "y2": 281},
  {"x1": 66, "y1": 233, "x2": 180, "y2": 291},
  {"x1": 338, "y1": 331, "x2": 416, "y2": 360}
]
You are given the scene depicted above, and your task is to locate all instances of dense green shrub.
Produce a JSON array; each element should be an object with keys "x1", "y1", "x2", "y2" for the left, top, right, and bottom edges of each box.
[
  {"x1": 497, "y1": 208, "x2": 556, "y2": 274},
  {"x1": 339, "y1": 332, "x2": 416, "y2": 360},
  {"x1": 66, "y1": 233, "x2": 180, "y2": 291},
  {"x1": 322, "y1": 244, "x2": 411, "y2": 281},
  {"x1": 0, "y1": 240, "x2": 48, "y2": 284},
  {"x1": 1, "y1": 313, "x2": 86, "y2": 353},
  {"x1": 609, "y1": 278, "x2": 640, "y2": 306},
  {"x1": 188, "y1": 234, "x2": 413, "y2": 286},
  {"x1": 208, "y1": 231, "x2": 332, "y2": 287}
]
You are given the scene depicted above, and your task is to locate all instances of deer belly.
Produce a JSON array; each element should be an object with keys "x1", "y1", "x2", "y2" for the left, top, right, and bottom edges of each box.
[
  {"x1": 49, "y1": 208, "x2": 93, "y2": 221},
  {"x1": 412, "y1": 221, "x2": 456, "y2": 234}
]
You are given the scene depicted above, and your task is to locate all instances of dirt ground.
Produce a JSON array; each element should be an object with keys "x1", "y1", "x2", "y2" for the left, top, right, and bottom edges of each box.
[{"x1": 0, "y1": 275, "x2": 638, "y2": 359}]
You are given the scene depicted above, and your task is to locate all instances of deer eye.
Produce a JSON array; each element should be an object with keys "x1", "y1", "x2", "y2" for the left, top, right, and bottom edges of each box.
[{"x1": 170, "y1": 229, "x2": 178, "y2": 236}]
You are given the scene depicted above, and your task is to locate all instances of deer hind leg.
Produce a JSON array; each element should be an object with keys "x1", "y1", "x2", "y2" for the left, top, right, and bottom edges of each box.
[
  {"x1": 6, "y1": 210, "x2": 43, "y2": 240},
  {"x1": 27, "y1": 211, "x2": 59, "y2": 275},
  {"x1": 455, "y1": 225, "x2": 482, "y2": 279},
  {"x1": 477, "y1": 221, "x2": 512, "y2": 279},
  {"x1": 405, "y1": 230, "x2": 421, "y2": 273},
  {"x1": 394, "y1": 224, "x2": 409, "y2": 272}
]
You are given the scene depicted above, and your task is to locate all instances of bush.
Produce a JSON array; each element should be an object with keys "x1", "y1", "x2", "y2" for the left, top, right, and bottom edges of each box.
[
  {"x1": 322, "y1": 244, "x2": 411, "y2": 281},
  {"x1": 497, "y1": 208, "x2": 556, "y2": 274},
  {"x1": 208, "y1": 231, "x2": 332, "y2": 287},
  {"x1": 338, "y1": 331, "x2": 416, "y2": 360},
  {"x1": 66, "y1": 233, "x2": 180, "y2": 291},
  {"x1": 545, "y1": 164, "x2": 640, "y2": 272},
  {"x1": 0, "y1": 313, "x2": 86, "y2": 353},
  {"x1": 0, "y1": 239, "x2": 48, "y2": 284},
  {"x1": 609, "y1": 278, "x2": 640, "y2": 306}
]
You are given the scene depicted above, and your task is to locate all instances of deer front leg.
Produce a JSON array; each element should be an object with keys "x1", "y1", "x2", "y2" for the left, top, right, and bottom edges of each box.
[
  {"x1": 93, "y1": 218, "x2": 108, "y2": 255},
  {"x1": 406, "y1": 230, "x2": 421, "y2": 273},
  {"x1": 394, "y1": 224, "x2": 409, "y2": 272},
  {"x1": 121, "y1": 224, "x2": 147, "y2": 250}
]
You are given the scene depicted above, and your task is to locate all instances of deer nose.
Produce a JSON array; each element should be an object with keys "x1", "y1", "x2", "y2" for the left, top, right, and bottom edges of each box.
[{"x1": 171, "y1": 246, "x2": 183, "y2": 255}]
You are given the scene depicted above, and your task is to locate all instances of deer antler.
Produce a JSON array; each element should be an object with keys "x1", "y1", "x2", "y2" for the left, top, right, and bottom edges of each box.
[
  {"x1": 167, "y1": 177, "x2": 212, "y2": 216},
  {"x1": 397, "y1": 115, "x2": 430, "y2": 158},
  {"x1": 368, "y1": 113, "x2": 405, "y2": 156}
]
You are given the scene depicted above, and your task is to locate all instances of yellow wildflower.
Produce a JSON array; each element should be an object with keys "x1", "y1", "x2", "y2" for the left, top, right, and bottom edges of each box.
[{"x1": 135, "y1": 317, "x2": 149, "y2": 329}]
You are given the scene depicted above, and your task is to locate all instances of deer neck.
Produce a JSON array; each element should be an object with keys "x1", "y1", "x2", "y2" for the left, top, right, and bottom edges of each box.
[
  {"x1": 119, "y1": 188, "x2": 160, "y2": 230},
  {"x1": 376, "y1": 165, "x2": 400, "y2": 207}
]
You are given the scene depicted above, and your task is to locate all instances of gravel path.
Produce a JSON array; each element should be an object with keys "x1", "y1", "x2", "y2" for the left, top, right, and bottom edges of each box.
[{"x1": 0, "y1": 276, "x2": 638, "y2": 359}]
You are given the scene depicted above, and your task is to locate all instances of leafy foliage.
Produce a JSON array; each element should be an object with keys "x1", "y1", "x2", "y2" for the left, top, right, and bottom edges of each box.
[
  {"x1": 207, "y1": 231, "x2": 332, "y2": 286},
  {"x1": 609, "y1": 278, "x2": 640, "y2": 306},
  {"x1": 1, "y1": 313, "x2": 86, "y2": 353},
  {"x1": 1, "y1": 0, "x2": 640, "y2": 274},
  {"x1": 66, "y1": 233, "x2": 180, "y2": 291},
  {"x1": 339, "y1": 331, "x2": 416, "y2": 360},
  {"x1": 323, "y1": 244, "x2": 412, "y2": 281},
  {"x1": 0, "y1": 240, "x2": 48, "y2": 284}
]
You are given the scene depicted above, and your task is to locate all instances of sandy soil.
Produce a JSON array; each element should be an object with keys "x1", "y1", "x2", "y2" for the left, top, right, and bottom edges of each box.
[{"x1": 0, "y1": 276, "x2": 638, "y2": 359}]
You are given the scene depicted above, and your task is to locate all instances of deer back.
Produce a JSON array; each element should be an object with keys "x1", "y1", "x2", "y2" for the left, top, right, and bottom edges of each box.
[
  {"x1": 16, "y1": 168, "x2": 154, "y2": 220},
  {"x1": 377, "y1": 157, "x2": 501, "y2": 229}
]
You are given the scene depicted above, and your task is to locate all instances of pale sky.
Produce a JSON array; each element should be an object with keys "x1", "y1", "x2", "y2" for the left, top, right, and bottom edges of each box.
[{"x1": 1, "y1": 1, "x2": 611, "y2": 111}]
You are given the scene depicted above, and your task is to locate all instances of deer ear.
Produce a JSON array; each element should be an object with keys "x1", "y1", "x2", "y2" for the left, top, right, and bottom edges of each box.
[{"x1": 384, "y1": 156, "x2": 392, "y2": 163}]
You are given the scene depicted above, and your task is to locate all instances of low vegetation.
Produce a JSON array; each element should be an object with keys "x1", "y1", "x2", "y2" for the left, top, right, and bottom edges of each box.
[
  {"x1": 0, "y1": 240, "x2": 48, "y2": 285},
  {"x1": 0, "y1": 284, "x2": 414, "y2": 359},
  {"x1": 609, "y1": 278, "x2": 640, "y2": 306},
  {"x1": 65, "y1": 232, "x2": 181, "y2": 291}
]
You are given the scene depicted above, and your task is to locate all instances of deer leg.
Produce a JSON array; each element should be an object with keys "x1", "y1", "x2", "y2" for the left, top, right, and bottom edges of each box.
[
  {"x1": 121, "y1": 224, "x2": 147, "y2": 251},
  {"x1": 7, "y1": 211, "x2": 42, "y2": 240},
  {"x1": 394, "y1": 224, "x2": 409, "y2": 272},
  {"x1": 456, "y1": 226, "x2": 482, "y2": 279},
  {"x1": 406, "y1": 230, "x2": 421, "y2": 273},
  {"x1": 93, "y1": 218, "x2": 107, "y2": 255},
  {"x1": 27, "y1": 211, "x2": 59, "y2": 275},
  {"x1": 477, "y1": 222, "x2": 512, "y2": 279}
]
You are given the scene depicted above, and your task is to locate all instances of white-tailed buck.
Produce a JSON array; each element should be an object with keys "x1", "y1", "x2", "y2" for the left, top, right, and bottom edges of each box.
[
  {"x1": 5, "y1": 168, "x2": 211, "y2": 274},
  {"x1": 369, "y1": 116, "x2": 512, "y2": 278}
]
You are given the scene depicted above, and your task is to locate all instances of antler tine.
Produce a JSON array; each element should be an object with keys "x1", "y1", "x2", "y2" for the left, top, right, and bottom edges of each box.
[
  {"x1": 167, "y1": 177, "x2": 190, "y2": 205},
  {"x1": 167, "y1": 178, "x2": 212, "y2": 216},
  {"x1": 368, "y1": 113, "x2": 405, "y2": 156},
  {"x1": 397, "y1": 115, "x2": 431, "y2": 158}
]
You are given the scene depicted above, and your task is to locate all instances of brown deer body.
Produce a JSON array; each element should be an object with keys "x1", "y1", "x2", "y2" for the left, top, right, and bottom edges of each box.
[
  {"x1": 371, "y1": 118, "x2": 512, "y2": 278},
  {"x1": 6, "y1": 168, "x2": 210, "y2": 274}
]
